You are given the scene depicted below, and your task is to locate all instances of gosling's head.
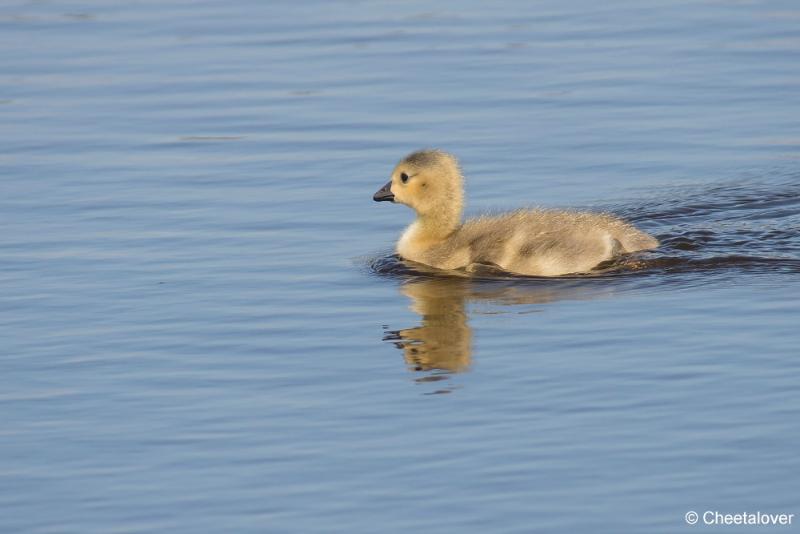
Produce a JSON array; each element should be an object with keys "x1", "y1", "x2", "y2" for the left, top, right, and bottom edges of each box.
[{"x1": 373, "y1": 149, "x2": 464, "y2": 217}]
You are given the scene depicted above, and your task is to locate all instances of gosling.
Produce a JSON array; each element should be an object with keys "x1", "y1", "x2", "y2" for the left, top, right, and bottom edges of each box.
[{"x1": 373, "y1": 149, "x2": 658, "y2": 277}]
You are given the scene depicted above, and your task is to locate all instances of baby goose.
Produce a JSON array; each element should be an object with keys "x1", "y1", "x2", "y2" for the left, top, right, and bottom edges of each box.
[{"x1": 373, "y1": 149, "x2": 658, "y2": 277}]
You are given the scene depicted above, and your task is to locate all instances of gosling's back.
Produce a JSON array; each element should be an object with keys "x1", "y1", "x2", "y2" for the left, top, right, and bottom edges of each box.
[{"x1": 411, "y1": 209, "x2": 657, "y2": 276}]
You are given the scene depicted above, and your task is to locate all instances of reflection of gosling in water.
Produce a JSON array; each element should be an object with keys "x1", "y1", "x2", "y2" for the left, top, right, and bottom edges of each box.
[
  {"x1": 389, "y1": 279, "x2": 472, "y2": 373},
  {"x1": 374, "y1": 149, "x2": 659, "y2": 276},
  {"x1": 385, "y1": 277, "x2": 619, "y2": 373}
]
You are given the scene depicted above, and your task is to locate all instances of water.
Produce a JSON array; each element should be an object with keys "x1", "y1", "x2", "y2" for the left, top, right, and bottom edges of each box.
[{"x1": 2, "y1": 1, "x2": 799, "y2": 532}]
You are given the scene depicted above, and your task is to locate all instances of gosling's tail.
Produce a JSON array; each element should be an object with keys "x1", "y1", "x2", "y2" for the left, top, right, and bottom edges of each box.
[{"x1": 619, "y1": 228, "x2": 659, "y2": 252}]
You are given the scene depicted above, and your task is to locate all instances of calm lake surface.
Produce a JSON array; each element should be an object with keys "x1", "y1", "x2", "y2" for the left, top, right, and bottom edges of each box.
[{"x1": 2, "y1": 1, "x2": 799, "y2": 532}]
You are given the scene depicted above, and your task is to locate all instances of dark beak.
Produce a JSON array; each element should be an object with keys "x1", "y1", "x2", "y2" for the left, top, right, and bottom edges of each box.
[{"x1": 373, "y1": 181, "x2": 395, "y2": 202}]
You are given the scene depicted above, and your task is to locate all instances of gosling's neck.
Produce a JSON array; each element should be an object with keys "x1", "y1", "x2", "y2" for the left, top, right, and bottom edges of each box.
[{"x1": 397, "y1": 206, "x2": 461, "y2": 259}]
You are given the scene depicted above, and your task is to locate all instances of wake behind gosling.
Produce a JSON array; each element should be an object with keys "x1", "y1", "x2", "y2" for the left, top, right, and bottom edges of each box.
[{"x1": 373, "y1": 149, "x2": 658, "y2": 277}]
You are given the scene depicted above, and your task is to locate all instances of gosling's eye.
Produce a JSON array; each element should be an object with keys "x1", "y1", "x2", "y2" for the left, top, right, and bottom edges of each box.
[{"x1": 400, "y1": 172, "x2": 409, "y2": 184}]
